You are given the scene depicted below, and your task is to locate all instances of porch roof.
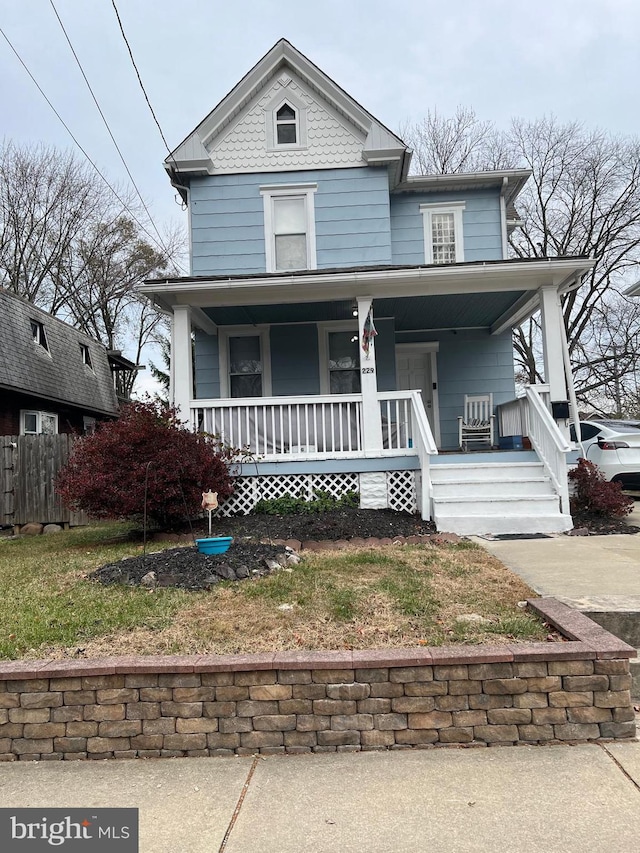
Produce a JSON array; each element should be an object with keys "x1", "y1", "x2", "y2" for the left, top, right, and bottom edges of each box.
[{"x1": 141, "y1": 256, "x2": 593, "y2": 334}]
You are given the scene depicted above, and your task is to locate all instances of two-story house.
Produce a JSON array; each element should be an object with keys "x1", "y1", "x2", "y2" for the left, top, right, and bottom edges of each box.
[{"x1": 141, "y1": 39, "x2": 591, "y2": 535}]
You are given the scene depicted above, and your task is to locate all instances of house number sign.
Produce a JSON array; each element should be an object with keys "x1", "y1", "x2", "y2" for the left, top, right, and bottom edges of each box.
[{"x1": 361, "y1": 367, "x2": 375, "y2": 374}]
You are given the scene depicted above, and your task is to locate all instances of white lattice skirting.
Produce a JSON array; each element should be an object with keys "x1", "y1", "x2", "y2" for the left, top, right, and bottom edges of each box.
[{"x1": 218, "y1": 471, "x2": 417, "y2": 516}]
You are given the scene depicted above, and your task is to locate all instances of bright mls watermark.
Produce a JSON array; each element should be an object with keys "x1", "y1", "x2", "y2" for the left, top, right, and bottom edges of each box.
[{"x1": 0, "y1": 809, "x2": 138, "y2": 851}]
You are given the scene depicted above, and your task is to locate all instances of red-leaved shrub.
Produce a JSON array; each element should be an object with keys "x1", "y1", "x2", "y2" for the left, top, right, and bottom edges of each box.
[
  {"x1": 568, "y1": 458, "x2": 633, "y2": 518},
  {"x1": 57, "y1": 400, "x2": 234, "y2": 529}
]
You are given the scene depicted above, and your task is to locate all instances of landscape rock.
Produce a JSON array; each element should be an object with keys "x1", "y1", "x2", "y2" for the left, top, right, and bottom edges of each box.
[
  {"x1": 43, "y1": 524, "x2": 63, "y2": 534},
  {"x1": 20, "y1": 523, "x2": 43, "y2": 536},
  {"x1": 455, "y1": 614, "x2": 491, "y2": 625},
  {"x1": 568, "y1": 527, "x2": 589, "y2": 537},
  {"x1": 140, "y1": 571, "x2": 157, "y2": 588}
]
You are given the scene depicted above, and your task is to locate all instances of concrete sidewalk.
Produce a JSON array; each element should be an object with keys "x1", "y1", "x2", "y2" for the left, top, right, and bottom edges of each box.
[{"x1": 1, "y1": 743, "x2": 640, "y2": 852}]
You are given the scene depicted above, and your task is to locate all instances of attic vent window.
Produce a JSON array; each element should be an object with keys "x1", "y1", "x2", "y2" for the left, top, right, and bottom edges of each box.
[
  {"x1": 30, "y1": 320, "x2": 49, "y2": 351},
  {"x1": 80, "y1": 343, "x2": 92, "y2": 367},
  {"x1": 276, "y1": 104, "x2": 297, "y2": 145}
]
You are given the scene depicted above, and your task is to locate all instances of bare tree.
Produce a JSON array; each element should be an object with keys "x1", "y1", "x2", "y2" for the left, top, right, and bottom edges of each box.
[
  {"x1": 401, "y1": 112, "x2": 640, "y2": 410},
  {"x1": 399, "y1": 106, "x2": 515, "y2": 174},
  {"x1": 0, "y1": 141, "x2": 185, "y2": 395}
]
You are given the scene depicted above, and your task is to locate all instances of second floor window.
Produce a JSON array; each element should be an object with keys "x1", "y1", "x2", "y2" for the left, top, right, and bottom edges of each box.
[
  {"x1": 420, "y1": 202, "x2": 466, "y2": 265},
  {"x1": 261, "y1": 184, "x2": 317, "y2": 273},
  {"x1": 30, "y1": 320, "x2": 49, "y2": 351},
  {"x1": 80, "y1": 343, "x2": 92, "y2": 367}
]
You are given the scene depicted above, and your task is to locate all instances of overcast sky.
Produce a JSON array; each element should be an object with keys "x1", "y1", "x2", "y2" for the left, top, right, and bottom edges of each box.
[
  {"x1": 1, "y1": 0, "x2": 638, "y2": 392},
  {"x1": 2, "y1": 0, "x2": 638, "y2": 232}
]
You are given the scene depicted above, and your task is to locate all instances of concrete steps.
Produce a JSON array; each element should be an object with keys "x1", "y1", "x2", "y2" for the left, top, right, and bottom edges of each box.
[{"x1": 431, "y1": 460, "x2": 572, "y2": 536}]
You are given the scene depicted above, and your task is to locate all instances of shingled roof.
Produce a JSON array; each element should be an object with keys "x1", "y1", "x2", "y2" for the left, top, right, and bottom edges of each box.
[{"x1": 0, "y1": 289, "x2": 119, "y2": 417}]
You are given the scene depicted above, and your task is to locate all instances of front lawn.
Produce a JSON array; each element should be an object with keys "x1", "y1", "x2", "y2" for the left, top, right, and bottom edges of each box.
[{"x1": 0, "y1": 522, "x2": 547, "y2": 660}]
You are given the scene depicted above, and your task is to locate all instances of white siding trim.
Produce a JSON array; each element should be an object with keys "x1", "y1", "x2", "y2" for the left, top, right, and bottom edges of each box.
[{"x1": 420, "y1": 201, "x2": 466, "y2": 264}]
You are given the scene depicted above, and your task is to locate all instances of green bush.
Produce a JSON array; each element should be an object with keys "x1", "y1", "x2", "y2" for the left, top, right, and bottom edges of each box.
[{"x1": 253, "y1": 489, "x2": 359, "y2": 516}]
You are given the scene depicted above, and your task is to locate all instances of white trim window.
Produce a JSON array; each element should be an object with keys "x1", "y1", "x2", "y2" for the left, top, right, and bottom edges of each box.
[
  {"x1": 21, "y1": 410, "x2": 58, "y2": 435},
  {"x1": 261, "y1": 184, "x2": 317, "y2": 273},
  {"x1": 420, "y1": 202, "x2": 466, "y2": 264},
  {"x1": 80, "y1": 343, "x2": 93, "y2": 368},
  {"x1": 275, "y1": 103, "x2": 298, "y2": 145},
  {"x1": 30, "y1": 319, "x2": 49, "y2": 352},
  {"x1": 265, "y1": 87, "x2": 307, "y2": 151},
  {"x1": 219, "y1": 327, "x2": 272, "y2": 398},
  {"x1": 318, "y1": 321, "x2": 362, "y2": 394}
]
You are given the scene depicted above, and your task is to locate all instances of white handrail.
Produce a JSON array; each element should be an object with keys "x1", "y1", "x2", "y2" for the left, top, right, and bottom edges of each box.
[
  {"x1": 525, "y1": 386, "x2": 570, "y2": 513},
  {"x1": 408, "y1": 390, "x2": 437, "y2": 519}
]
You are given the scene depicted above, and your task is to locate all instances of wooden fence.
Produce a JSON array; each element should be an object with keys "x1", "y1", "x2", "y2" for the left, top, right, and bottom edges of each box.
[{"x1": 0, "y1": 435, "x2": 88, "y2": 529}]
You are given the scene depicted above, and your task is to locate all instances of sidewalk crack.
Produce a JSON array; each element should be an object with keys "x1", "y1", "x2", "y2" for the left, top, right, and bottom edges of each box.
[
  {"x1": 598, "y1": 742, "x2": 640, "y2": 795},
  {"x1": 218, "y1": 756, "x2": 260, "y2": 852}
]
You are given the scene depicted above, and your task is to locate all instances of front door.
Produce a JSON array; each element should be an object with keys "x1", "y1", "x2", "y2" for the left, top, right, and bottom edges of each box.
[{"x1": 396, "y1": 346, "x2": 440, "y2": 447}]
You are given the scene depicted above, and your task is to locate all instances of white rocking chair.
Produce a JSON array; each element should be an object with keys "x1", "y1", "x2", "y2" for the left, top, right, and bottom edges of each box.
[{"x1": 458, "y1": 393, "x2": 495, "y2": 451}]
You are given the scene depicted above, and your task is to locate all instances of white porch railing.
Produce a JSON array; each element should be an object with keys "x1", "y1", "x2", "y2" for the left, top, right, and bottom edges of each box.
[
  {"x1": 191, "y1": 391, "x2": 437, "y2": 464},
  {"x1": 525, "y1": 385, "x2": 571, "y2": 513},
  {"x1": 497, "y1": 384, "x2": 550, "y2": 438}
]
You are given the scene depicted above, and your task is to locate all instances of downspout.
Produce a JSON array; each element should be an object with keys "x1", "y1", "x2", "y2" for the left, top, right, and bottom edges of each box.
[
  {"x1": 499, "y1": 177, "x2": 509, "y2": 259},
  {"x1": 559, "y1": 281, "x2": 584, "y2": 457}
]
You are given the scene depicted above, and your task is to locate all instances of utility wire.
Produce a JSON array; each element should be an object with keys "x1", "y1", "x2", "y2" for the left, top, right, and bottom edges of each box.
[
  {"x1": 49, "y1": 0, "x2": 172, "y2": 258},
  {"x1": 110, "y1": 0, "x2": 186, "y2": 187},
  {"x1": 0, "y1": 23, "x2": 167, "y2": 256}
]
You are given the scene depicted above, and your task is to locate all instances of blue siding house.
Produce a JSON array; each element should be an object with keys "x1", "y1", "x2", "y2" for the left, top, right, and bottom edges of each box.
[{"x1": 141, "y1": 40, "x2": 592, "y2": 535}]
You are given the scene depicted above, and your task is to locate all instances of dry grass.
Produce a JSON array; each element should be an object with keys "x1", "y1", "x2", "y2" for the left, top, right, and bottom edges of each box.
[{"x1": 17, "y1": 532, "x2": 548, "y2": 660}]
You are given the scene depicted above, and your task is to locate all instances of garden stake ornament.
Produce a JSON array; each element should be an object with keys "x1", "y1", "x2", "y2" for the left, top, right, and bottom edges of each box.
[{"x1": 202, "y1": 490, "x2": 219, "y2": 537}]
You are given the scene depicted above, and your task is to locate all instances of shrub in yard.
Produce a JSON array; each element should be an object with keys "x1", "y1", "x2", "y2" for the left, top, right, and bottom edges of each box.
[
  {"x1": 254, "y1": 489, "x2": 360, "y2": 515},
  {"x1": 568, "y1": 458, "x2": 633, "y2": 518},
  {"x1": 57, "y1": 400, "x2": 234, "y2": 529}
]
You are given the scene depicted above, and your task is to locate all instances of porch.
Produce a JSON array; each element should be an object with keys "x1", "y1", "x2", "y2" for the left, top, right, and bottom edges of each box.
[
  {"x1": 191, "y1": 384, "x2": 574, "y2": 534},
  {"x1": 140, "y1": 256, "x2": 593, "y2": 534}
]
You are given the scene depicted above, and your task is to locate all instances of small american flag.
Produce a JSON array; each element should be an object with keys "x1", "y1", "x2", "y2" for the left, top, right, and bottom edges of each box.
[{"x1": 362, "y1": 307, "x2": 378, "y2": 358}]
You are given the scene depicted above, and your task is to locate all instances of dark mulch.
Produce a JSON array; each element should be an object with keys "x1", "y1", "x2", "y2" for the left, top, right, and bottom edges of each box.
[
  {"x1": 92, "y1": 508, "x2": 436, "y2": 591},
  {"x1": 91, "y1": 541, "x2": 291, "y2": 591},
  {"x1": 569, "y1": 511, "x2": 640, "y2": 536},
  {"x1": 193, "y1": 507, "x2": 437, "y2": 543}
]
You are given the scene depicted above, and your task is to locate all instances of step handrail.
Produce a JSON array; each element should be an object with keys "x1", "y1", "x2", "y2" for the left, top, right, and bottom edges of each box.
[{"x1": 525, "y1": 386, "x2": 571, "y2": 513}]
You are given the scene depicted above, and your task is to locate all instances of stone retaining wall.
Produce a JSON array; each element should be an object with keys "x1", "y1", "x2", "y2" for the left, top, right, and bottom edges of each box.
[{"x1": 0, "y1": 599, "x2": 636, "y2": 760}]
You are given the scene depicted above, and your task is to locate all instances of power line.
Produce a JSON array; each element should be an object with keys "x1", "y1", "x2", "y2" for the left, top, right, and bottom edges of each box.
[
  {"x1": 110, "y1": 0, "x2": 186, "y2": 190},
  {"x1": 0, "y1": 24, "x2": 171, "y2": 259},
  {"x1": 48, "y1": 0, "x2": 172, "y2": 258}
]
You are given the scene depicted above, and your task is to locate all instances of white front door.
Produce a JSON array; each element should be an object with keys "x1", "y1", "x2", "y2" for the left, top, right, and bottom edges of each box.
[{"x1": 396, "y1": 346, "x2": 440, "y2": 447}]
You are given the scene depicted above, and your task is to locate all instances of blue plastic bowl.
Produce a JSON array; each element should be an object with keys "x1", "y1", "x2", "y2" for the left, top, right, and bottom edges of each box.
[{"x1": 195, "y1": 536, "x2": 233, "y2": 555}]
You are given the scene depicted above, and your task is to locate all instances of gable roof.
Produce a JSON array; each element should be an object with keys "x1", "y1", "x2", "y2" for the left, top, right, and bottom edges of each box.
[
  {"x1": 0, "y1": 289, "x2": 119, "y2": 417},
  {"x1": 167, "y1": 38, "x2": 410, "y2": 187}
]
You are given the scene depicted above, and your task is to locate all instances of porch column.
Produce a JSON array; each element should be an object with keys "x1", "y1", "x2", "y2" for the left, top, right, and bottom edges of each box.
[
  {"x1": 539, "y1": 286, "x2": 570, "y2": 435},
  {"x1": 357, "y1": 296, "x2": 383, "y2": 452},
  {"x1": 171, "y1": 304, "x2": 193, "y2": 424}
]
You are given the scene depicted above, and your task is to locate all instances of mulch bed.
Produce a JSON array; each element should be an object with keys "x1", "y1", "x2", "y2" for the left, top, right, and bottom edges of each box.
[
  {"x1": 90, "y1": 506, "x2": 640, "y2": 592},
  {"x1": 194, "y1": 507, "x2": 437, "y2": 542},
  {"x1": 91, "y1": 509, "x2": 440, "y2": 592},
  {"x1": 568, "y1": 511, "x2": 640, "y2": 536}
]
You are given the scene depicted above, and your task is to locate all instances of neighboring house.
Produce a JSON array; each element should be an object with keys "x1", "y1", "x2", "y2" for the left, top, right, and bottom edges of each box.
[
  {"x1": 0, "y1": 289, "x2": 135, "y2": 435},
  {"x1": 141, "y1": 39, "x2": 592, "y2": 535}
]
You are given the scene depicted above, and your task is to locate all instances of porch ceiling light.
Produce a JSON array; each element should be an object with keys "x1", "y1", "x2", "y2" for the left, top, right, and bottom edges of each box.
[{"x1": 352, "y1": 306, "x2": 358, "y2": 317}]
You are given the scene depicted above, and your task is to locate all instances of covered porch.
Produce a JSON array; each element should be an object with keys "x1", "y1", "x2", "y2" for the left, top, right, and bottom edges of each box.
[{"x1": 141, "y1": 256, "x2": 592, "y2": 530}]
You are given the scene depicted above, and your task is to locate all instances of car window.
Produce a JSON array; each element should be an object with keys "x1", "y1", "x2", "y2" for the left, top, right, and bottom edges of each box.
[{"x1": 580, "y1": 423, "x2": 601, "y2": 440}]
